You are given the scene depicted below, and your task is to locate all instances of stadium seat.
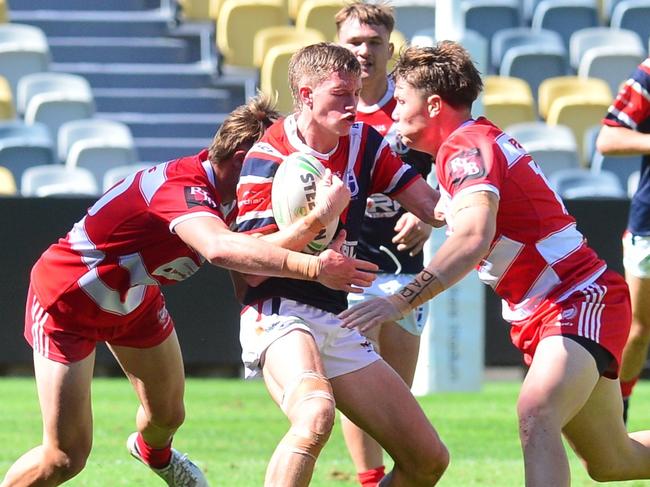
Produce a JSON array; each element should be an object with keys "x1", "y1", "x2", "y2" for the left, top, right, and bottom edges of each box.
[
  {"x1": 611, "y1": 0, "x2": 650, "y2": 46},
  {"x1": 582, "y1": 124, "x2": 601, "y2": 165},
  {"x1": 577, "y1": 46, "x2": 644, "y2": 96},
  {"x1": 411, "y1": 28, "x2": 488, "y2": 73},
  {"x1": 628, "y1": 169, "x2": 640, "y2": 198},
  {"x1": 387, "y1": 29, "x2": 407, "y2": 73},
  {"x1": 569, "y1": 26, "x2": 643, "y2": 71},
  {"x1": 499, "y1": 44, "x2": 569, "y2": 100},
  {"x1": 548, "y1": 167, "x2": 626, "y2": 199},
  {"x1": 58, "y1": 119, "x2": 138, "y2": 184},
  {"x1": 0, "y1": 75, "x2": 14, "y2": 119},
  {"x1": 491, "y1": 27, "x2": 564, "y2": 75},
  {"x1": 392, "y1": 2, "x2": 437, "y2": 42},
  {"x1": 590, "y1": 151, "x2": 642, "y2": 193},
  {"x1": 21, "y1": 164, "x2": 99, "y2": 197},
  {"x1": 216, "y1": 0, "x2": 289, "y2": 67},
  {"x1": 208, "y1": 0, "x2": 225, "y2": 20},
  {"x1": 0, "y1": 121, "x2": 55, "y2": 182},
  {"x1": 507, "y1": 122, "x2": 580, "y2": 176},
  {"x1": 531, "y1": 0, "x2": 600, "y2": 51},
  {"x1": 177, "y1": 0, "x2": 211, "y2": 21},
  {"x1": 0, "y1": 0, "x2": 8, "y2": 24},
  {"x1": 260, "y1": 43, "x2": 301, "y2": 115},
  {"x1": 254, "y1": 26, "x2": 325, "y2": 68},
  {"x1": 545, "y1": 95, "x2": 612, "y2": 164},
  {"x1": 483, "y1": 76, "x2": 536, "y2": 129},
  {"x1": 462, "y1": 0, "x2": 521, "y2": 55},
  {"x1": 0, "y1": 23, "x2": 50, "y2": 100},
  {"x1": 295, "y1": 0, "x2": 346, "y2": 42},
  {"x1": 17, "y1": 72, "x2": 96, "y2": 143},
  {"x1": 538, "y1": 76, "x2": 612, "y2": 120},
  {"x1": 0, "y1": 165, "x2": 16, "y2": 195},
  {"x1": 103, "y1": 163, "x2": 155, "y2": 192}
]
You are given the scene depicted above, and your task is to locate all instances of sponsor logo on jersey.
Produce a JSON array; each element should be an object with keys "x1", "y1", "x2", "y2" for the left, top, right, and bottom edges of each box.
[
  {"x1": 365, "y1": 193, "x2": 400, "y2": 218},
  {"x1": 185, "y1": 186, "x2": 218, "y2": 210},
  {"x1": 341, "y1": 240, "x2": 358, "y2": 258},
  {"x1": 448, "y1": 148, "x2": 486, "y2": 186},
  {"x1": 153, "y1": 257, "x2": 200, "y2": 282}
]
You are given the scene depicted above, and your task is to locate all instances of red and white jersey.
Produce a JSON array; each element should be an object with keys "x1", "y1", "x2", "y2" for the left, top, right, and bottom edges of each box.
[
  {"x1": 31, "y1": 150, "x2": 235, "y2": 322},
  {"x1": 436, "y1": 118, "x2": 606, "y2": 322},
  {"x1": 236, "y1": 115, "x2": 419, "y2": 313}
]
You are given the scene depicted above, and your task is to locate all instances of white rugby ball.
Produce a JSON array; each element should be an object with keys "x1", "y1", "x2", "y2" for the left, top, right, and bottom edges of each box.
[{"x1": 272, "y1": 152, "x2": 339, "y2": 255}]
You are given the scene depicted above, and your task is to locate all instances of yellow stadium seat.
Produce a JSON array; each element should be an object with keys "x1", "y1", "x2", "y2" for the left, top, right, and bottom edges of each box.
[
  {"x1": 0, "y1": 165, "x2": 16, "y2": 195},
  {"x1": 387, "y1": 29, "x2": 406, "y2": 73},
  {"x1": 178, "y1": 0, "x2": 211, "y2": 21},
  {"x1": 483, "y1": 76, "x2": 536, "y2": 129},
  {"x1": 253, "y1": 26, "x2": 325, "y2": 68},
  {"x1": 546, "y1": 94, "x2": 612, "y2": 165},
  {"x1": 0, "y1": 75, "x2": 14, "y2": 119},
  {"x1": 0, "y1": 0, "x2": 8, "y2": 24},
  {"x1": 217, "y1": 0, "x2": 289, "y2": 67},
  {"x1": 288, "y1": 0, "x2": 304, "y2": 20},
  {"x1": 295, "y1": 0, "x2": 346, "y2": 42},
  {"x1": 260, "y1": 43, "x2": 303, "y2": 115},
  {"x1": 538, "y1": 76, "x2": 612, "y2": 120},
  {"x1": 208, "y1": 0, "x2": 224, "y2": 20}
]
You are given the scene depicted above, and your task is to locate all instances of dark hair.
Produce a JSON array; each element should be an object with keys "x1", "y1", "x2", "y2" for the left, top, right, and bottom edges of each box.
[{"x1": 394, "y1": 42, "x2": 483, "y2": 109}]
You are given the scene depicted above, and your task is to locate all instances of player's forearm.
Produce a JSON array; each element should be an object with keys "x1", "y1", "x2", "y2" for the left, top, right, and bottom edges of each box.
[
  {"x1": 395, "y1": 178, "x2": 445, "y2": 228},
  {"x1": 257, "y1": 212, "x2": 323, "y2": 251},
  {"x1": 597, "y1": 125, "x2": 650, "y2": 155}
]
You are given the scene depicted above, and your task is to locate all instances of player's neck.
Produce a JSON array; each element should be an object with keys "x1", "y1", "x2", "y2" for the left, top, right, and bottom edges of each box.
[
  {"x1": 359, "y1": 75, "x2": 389, "y2": 110},
  {"x1": 295, "y1": 114, "x2": 339, "y2": 154},
  {"x1": 441, "y1": 108, "x2": 474, "y2": 140}
]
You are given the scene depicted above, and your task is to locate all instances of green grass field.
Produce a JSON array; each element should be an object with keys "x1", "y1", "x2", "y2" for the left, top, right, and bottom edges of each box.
[{"x1": 1, "y1": 377, "x2": 649, "y2": 486}]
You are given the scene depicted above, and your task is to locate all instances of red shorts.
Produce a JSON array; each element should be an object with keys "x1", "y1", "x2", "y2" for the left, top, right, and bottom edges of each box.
[
  {"x1": 510, "y1": 270, "x2": 631, "y2": 377},
  {"x1": 24, "y1": 283, "x2": 175, "y2": 364}
]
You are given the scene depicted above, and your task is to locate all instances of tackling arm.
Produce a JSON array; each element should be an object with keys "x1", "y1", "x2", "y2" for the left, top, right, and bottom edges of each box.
[{"x1": 339, "y1": 190, "x2": 498, "y2": 332}]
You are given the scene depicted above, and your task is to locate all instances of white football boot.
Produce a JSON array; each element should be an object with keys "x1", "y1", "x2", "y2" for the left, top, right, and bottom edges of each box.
[{"x1": 127, "y1": 432, "x2": 210, "y2": 487}]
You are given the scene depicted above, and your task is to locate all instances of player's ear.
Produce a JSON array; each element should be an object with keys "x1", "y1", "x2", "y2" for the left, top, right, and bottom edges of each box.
[
  {"x1": 427, "y1": 94, "x2": 441, "y2": 118},
  {"x1": 388, "y1": 41, "x2": 394, "y2": 58},
  {"x1": 299, "y1": 86, "x2": 313, "y2": 109}
]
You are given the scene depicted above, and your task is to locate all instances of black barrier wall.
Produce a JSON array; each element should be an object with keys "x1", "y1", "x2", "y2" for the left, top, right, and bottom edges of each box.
[{"x1": 0, "y1": 196, "x2": 630, "y2": 372}]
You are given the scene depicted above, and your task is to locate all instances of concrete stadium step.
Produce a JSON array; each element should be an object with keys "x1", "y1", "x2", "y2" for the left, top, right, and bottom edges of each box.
[
  {"x1": 48, "y1": 37, "x2": 200, "y2": 64},
  {"x1": 52, "y1": 62, "x2": 218, "y2": 89},
  {"x1": 134, "y1": 137, "x2": 214, "y2": 163},
  {"x1": 9, "y1": 0, "x2": 158, "y2": 10},
  {"x1": 93, "y1": 87, "x2": 237, "y2": 114},
  {"x1": 98, "y1": 112, "x2": 227, "y2": 139},
  {"x1": 10, "y1": 9, "x2": 174, "y2": 37}
]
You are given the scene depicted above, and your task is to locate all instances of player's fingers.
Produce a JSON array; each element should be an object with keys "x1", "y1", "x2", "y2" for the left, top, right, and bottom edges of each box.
[
  {"x1": 392, "y1": 226, "x2": 410, "y2": 244},
  {"x1": 352, "y1": 259, "x2": 379, "y2": 273},
  {"x1": 328, "y1": 230, "x2": 345, "y2": 252},
  {"x1": 408, "y1": 240, "x2": 426, "y2": 256}
]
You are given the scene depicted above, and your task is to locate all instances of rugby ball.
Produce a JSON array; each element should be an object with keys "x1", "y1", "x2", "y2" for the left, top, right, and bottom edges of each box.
[{"x1": 272, "y1": 152, "x2": 339, "y2": 255}]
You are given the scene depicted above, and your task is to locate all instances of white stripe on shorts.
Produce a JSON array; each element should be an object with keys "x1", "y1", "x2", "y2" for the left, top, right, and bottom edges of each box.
[
  {"x1": 31, "y1": 295, "x2": 50, "y2": 357},
  {"x1": 578, "y1": 283, "x2": 606, "y2": 342}
]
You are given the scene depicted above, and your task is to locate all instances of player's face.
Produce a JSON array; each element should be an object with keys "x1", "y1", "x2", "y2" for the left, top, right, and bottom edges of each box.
[
  {"x1": 337, "y1": 19, "x2": 392, "y2": 83},
  {"x1": 308, "y1": 70, "x2": 361, "y2": 137},
  {"x1": 392, "y1": 80, "x2": 435, "y2": 153}
]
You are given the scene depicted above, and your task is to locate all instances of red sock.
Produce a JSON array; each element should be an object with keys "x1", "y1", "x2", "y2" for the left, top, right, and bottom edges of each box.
[
  {"x1": 135, "y1": 433, "x2": 172, "y2": 469},
  {"x1": 358, "y1": 465, "x2": 385, "y2": 487},
  {"x1": 620, "y1": 377, "x2": 639, "y2": 399}
]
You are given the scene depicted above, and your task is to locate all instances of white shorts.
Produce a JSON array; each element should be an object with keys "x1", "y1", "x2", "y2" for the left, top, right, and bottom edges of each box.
[
  {"x1": 347, "y1": 273, "x2": 428, "y2": 336},
  {"x1": 623, "y1": 232, "x2": 650, "y2": 278},
  {"x1": 240, "y1": 297, "x2": 381, "y2": 379}
]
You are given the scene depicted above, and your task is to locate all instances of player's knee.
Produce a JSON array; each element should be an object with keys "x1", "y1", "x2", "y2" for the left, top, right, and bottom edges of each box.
[
  {"x1": 41, "y1": 444, "x2": 90, "y2": 482},
  {"x1": 517, "y1": 391, "x2": 559, "y2": 438},
  {"x1": 149, "y1": 402, "x2": 186, "y2": 432},
  {"x1": 398, "y1": 439, "x2": 450, "y2": 484},
  {"x1": 584, "y1": 460, "x2": 624, "y2": 482}
]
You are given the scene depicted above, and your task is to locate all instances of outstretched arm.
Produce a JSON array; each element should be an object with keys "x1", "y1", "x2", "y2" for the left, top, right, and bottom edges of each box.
[{"x1": 339, "y1": 190, "x2": 498, "y2": 331}]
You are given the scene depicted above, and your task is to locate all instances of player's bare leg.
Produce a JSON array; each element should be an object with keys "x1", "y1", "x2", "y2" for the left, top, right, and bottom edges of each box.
[
  {"x1": 341, "y1": 322, "x2": 421, "y2": 482},
  {"x1": 110, "y1": 330, "x2": 187, "y2": 449},
  {"x1": 1, "y1": 351, "x2": 95, "y2": 487},
  {"x1": 564, "y1": 369, "x2": 650, "y2": 481},
  {"x1": 517, "y1": 336, "x2": 602, "y2": 487},
  {"x1": 619, "y1": 274, "x2": 650, "y2": 416},
  {"x1": 332, "y1": 359, "x2": 448, "y2": 486},
  {"x1": 262, "y1": 329, "x2": 336, "y2": 487}
]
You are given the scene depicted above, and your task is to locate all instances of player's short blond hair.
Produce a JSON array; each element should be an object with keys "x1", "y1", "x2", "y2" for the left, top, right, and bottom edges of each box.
[
  {"x1": 208, "y1": 93, "x2": 279, "y2": 164},
  {"x1": 335, "y1": 1, "x2": 394, "y2": 35},
  {"x1": 288, "y1": 42, "x2": 361, "y2": 110},
  {"x1": 394, "y1": 42, "x2": 483, "y2": 109}
]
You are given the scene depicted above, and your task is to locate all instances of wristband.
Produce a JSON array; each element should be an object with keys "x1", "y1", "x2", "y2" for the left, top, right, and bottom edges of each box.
[
  {"x1": 303, "y1": 213, "x2": 325, "y2": 233},
  {"x1": 388, "y1": 268, "x2": 446, "y2": 315}
]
